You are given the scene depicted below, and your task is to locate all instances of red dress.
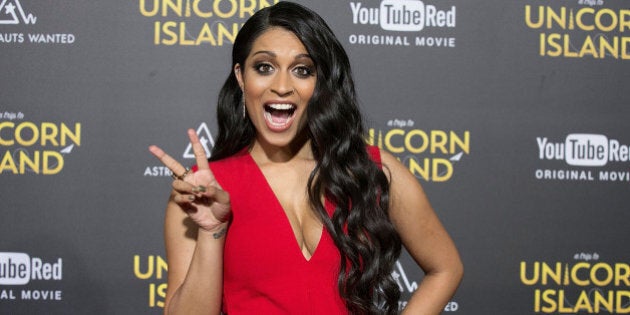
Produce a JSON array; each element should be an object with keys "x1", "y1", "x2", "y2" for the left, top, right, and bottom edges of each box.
[{"x1": 208, "y1": 146, "x2": 381, "y2": 314}]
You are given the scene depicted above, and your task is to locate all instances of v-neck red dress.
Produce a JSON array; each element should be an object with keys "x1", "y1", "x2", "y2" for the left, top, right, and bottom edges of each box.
[{"x1": 208, "y1": 146, "x2": 381, "y2": 315}]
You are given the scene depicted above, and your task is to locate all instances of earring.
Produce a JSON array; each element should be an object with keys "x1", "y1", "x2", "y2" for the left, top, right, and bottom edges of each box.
[{"x1": 241, "y1": 94, "x2": 246, "y2": 118}]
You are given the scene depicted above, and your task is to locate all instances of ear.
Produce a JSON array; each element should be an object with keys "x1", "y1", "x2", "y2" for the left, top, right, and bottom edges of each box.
[{"x1": 234, "y1": 63, "x2": 244, "y2": 90}]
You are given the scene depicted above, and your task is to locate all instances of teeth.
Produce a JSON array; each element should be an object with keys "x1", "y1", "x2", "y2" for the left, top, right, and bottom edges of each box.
[{"x1": 267, "y1": 104, "x2": 295, "y2": 110}]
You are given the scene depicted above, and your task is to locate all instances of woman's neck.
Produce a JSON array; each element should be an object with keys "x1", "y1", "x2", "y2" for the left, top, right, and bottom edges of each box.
[{"x1": 250, "y1": 138, "x2": 313, "y2": 164}]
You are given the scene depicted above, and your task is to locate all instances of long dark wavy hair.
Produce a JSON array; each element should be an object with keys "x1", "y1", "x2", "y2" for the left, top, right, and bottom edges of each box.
[{"x1": 209, "y1": 2, "x2": 402, "y2": 314}]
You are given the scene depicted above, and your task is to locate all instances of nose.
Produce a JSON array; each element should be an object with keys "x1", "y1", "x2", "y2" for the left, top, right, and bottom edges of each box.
[{"x1": 270, "y1": 71, "x2": 294, "y2": 97}]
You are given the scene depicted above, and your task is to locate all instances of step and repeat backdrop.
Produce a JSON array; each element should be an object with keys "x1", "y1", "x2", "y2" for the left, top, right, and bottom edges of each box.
[{"x1": 1, "y1": 0, "x2": 629, "y2": 314}]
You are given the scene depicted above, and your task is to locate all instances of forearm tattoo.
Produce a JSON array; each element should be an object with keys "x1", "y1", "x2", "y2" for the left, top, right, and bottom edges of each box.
[{"x1": 213, "y1": 227, "x2": 227, "y2": 239}]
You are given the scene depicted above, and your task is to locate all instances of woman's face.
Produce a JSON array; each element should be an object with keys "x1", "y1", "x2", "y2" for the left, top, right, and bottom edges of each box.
[{"x1": 235, "y1": 27, "x2": 316, "y2": 150}]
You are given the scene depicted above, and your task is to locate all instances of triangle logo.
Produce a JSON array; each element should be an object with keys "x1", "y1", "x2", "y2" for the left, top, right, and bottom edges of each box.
[
  {"x1": 0, "y1": 0, "x2": 37, "y2": 25},
  {"x1": 183, "y1": 123, "x2": 214, "y2": 159}
]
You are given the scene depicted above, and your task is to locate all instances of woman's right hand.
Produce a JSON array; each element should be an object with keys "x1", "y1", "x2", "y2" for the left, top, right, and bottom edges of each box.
[{"x1": 149, "y1": 129, "x2": 231, "y2": 232}]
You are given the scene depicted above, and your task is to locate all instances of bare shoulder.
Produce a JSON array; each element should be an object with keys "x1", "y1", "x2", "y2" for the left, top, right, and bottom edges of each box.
[
  {"x1": 377, "y1": 148, "x2": 434, "y2": 234},
  {"x1": 378, "y1": 149, "x2": 405, "y2": 177},
  {"x1": 378, "y1": 149, "x2": 426, "y2": 197}
]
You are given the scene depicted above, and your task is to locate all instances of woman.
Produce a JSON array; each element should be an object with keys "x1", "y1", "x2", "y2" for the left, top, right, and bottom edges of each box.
[{"x1": 149, "y1": 2, "x2": 462, "y2": 314}]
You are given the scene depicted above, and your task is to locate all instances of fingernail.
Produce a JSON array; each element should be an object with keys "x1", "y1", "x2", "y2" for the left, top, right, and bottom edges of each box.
[
  {"x1": 188, "y1": 195, "x2": 195, "y2": 201},
  {"x1": 196, "y1": 185, "x2": 207, "y2": 193}
]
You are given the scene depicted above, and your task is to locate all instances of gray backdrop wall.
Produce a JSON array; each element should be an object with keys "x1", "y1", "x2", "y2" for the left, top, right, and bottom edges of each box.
[{"x1": 1, "y1": 0, "x2": 629, "y2": 314}]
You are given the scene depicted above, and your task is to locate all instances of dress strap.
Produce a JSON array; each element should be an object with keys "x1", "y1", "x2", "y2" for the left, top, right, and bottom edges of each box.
[{"x1": 366, "y1": 145, "x2": 382, "y2": 168}]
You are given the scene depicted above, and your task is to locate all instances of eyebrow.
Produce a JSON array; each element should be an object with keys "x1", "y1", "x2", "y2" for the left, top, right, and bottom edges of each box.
[{"x1": 251, "y1": 50, "x2": 312, "y2": 60}]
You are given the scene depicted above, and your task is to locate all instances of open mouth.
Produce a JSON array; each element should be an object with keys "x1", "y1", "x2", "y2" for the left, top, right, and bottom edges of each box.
[{"x1": 264, "y1": 103, "x2": 297, "y2": 128}]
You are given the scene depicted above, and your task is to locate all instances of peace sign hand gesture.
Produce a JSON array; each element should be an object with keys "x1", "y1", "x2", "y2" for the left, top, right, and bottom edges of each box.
[{"x1": 149, "y1": 129, "x2": 231, "y2": 232}]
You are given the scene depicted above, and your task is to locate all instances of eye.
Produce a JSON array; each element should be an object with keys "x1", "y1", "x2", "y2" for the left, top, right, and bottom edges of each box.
[
  {"x1": 293, "y1": 65, "x2": 315, "y2": 78},
  {"x1": 254, "y1": 63, "x2": 274, "y2": 75}
]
